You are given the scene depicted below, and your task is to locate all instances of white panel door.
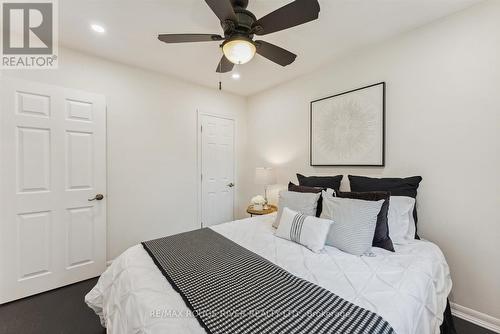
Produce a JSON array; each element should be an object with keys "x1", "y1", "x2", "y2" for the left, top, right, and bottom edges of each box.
[
  {"x1": 200, "y1": 114, "x2": 234, "y2": 227},
  {"x1": 0, "y1": 78, "x2": 106, "y2": 303}
]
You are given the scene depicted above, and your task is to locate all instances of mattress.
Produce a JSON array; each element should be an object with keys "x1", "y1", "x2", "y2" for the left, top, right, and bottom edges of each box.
[{"x1": 85, "y1": 214, "x2": 452, "y2": 334}]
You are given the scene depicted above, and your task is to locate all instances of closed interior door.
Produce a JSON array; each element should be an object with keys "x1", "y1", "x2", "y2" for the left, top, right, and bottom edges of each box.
[
  {"x1": 200, "y1": 114, "x2": 235, "y2": 227},
  {"x1": 0, "y1": 78, "x2": 107, "y2": 303}
]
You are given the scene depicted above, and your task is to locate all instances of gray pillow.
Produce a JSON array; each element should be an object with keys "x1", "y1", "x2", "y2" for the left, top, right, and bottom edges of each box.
[
  {"x1": 273, "y1": 191, "x2": 321, "y2": 228},
  {"x1": 320, "y1": 192, "x2": 384, "y2": 256}
]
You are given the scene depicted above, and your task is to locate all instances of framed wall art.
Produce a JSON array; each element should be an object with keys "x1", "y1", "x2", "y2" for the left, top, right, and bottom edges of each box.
[{"x1": 310, "y1": 82, "x2": 385, "y2": 166}]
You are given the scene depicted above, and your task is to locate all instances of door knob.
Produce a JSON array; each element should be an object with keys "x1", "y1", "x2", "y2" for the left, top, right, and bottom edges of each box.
[
  {"x1": 227, "y1": 182, "x2": 235, "y2": 188},
  {"x1": 88, "y1": 194, "x2": 104, "y2": 201}
]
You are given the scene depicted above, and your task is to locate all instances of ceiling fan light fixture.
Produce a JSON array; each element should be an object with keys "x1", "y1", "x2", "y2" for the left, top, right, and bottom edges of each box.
[{"x1": 222, "y1": 38, "x2": 256, "y2": 65}]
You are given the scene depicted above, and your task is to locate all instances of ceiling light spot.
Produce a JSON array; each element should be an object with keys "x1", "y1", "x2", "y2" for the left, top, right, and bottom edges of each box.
[
  {"x1": 231, "y1": 72, "x2": 241, "y2": 80},
  {"x1": 91, "y1": 24, "x2": 106, "y2": 33}
]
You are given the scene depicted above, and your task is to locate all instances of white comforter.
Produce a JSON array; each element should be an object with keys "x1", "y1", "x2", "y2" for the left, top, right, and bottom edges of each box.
[{"x1": 86, "y1": 214, "x2": 452, "y2": 334}]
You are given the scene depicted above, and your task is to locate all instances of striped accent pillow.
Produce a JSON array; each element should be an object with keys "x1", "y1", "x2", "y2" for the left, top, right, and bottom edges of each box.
[
  {"x1": 273, "y1": 191, "x2": 321, "y2": 228},
  {"x1": 275, "y1": 207, "x2": 332, "y2": 253},
  {"x1": 289, "y1": 212, "x2": 307, "y2": 243},
  {"x1": 321, "y1": 192, "x2": 384, "y2": 256}
]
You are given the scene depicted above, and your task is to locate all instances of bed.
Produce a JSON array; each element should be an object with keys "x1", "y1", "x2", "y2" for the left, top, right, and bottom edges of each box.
[{"x1": 86, "y1": 213, "x2": 452, "y2": 334}]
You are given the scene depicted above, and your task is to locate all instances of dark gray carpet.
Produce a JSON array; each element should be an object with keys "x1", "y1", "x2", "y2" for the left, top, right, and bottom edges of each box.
[
  {"x1": 0, "y1": 277, "x2": 105, "y2": 334},
  {"x1": 453, "y1": 317, "x2": 497, "y2": 334},
  {"x1": 0, "y1": 277, "x2": 495, "y2": 334}
]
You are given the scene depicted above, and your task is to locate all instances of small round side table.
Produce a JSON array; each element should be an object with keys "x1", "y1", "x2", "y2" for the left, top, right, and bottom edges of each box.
[{"x1": 246, "y1": 204, "x2": 278, "y2": 217}]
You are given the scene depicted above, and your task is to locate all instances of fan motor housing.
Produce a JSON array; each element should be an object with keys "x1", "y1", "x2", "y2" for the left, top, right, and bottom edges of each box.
[
  {"x1": 236, "y1": 8, "x2": 256, "y2": 31},
  {"x1": 222, "y1": 1, "x2": 257, "y2": 37},
  {"x1": 231, "y1": 0, "x2": 249, "y2": 9}
]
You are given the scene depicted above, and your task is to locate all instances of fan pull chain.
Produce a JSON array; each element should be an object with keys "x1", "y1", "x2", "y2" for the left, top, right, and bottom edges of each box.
[{"x1": 218, "y1": 59, "x2": 222, "y2": 91}]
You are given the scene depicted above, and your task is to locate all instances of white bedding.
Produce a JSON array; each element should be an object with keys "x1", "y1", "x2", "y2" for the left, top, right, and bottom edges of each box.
[{"x1": 86, "y1": 214, "x2": 452, "y2": 334}]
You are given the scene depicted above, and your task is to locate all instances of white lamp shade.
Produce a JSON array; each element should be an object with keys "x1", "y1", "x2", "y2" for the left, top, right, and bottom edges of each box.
[{"x1": 254, "y1": 167, "x2": 277, "y2": 185}]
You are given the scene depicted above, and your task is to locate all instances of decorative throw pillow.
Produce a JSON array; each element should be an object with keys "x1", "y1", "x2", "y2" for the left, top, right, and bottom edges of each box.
[
  {"x1": 348, "y1": 175, "x2": 422, "y2": 239},
  {"x1": 275, "y1": 207, "x2": 332, "y2": 253},
  {"x1": 288, "y1": 182, "x2": 323, "y2": 217},
  {"x1": 388, "y1": 196, "x2": 416, "y2": 244},
  {"x1": 273, "y1": 191, "x2": 321, "y2": 228},
  {"x1": 296, "y1": 174, "x2": 343, "y2": 192},
  {"x1": 336, "y1": 191, "x2": 394, "y2": 252},
  {"x1": 321, "y1": 193, "x2": 384, "y2": 256}
]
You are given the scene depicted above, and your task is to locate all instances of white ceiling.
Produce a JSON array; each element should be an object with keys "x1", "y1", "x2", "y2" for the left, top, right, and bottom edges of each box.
[{"x1": 60, "y1": 0, "x2": 481, "y2": 96}]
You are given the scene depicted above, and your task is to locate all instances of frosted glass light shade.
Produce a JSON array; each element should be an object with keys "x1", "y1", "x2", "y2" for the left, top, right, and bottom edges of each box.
[{"x1": 223, "y1": 39, "x2": 256, "y2": 65}]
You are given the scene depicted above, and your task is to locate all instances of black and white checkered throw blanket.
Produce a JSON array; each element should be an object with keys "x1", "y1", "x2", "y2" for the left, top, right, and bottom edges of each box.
[{"x1": 142, "y1": 228, "x2": 395, "y2": 334}]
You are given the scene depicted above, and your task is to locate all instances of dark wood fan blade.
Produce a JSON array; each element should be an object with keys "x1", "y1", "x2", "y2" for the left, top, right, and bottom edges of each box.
[
  {"x1": 158, "y1": 34, "x2": 224, "y2": 43},
  {"x1": 253, "y1": 0, "x2": 320, "y2": 36},
  {"x1": 216, "y1": 55, "x2": 234, "y2": 73},
  {"x1": 205, "y1": 0, "x2": 237, "y2": 22},
  {"x1": 255, "y1": 40, "x2": 297, "y2": 66}
]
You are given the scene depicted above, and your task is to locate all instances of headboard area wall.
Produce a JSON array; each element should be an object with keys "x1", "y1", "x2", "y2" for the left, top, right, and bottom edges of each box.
[{"x1": 240, "y1": 0, "x2": 500, "y2": 326}]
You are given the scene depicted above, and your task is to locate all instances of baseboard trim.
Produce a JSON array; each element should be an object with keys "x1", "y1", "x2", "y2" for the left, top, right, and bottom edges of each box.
[{"x1": 451, "y1": 302, "x2": 500, "y2": 333}]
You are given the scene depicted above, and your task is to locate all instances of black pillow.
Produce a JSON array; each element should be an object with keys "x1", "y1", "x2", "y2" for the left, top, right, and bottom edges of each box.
[
  {"x1": 348, "y1": 175, "x2": 423, "y2": 239},
  {"x1": 337, "y1": 191, "x2": 394, "y2": 252},
  {"x1": 297, "y1": 174, "x2": 343, "y2": 192},
  {"x1": 288, "y1": 182, "x2": 324, "y2": 217}
]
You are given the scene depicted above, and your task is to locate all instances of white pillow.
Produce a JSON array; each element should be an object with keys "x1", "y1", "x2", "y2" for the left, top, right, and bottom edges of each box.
[
  {"x1": 275, "y1": 207, "x2": 332, "y2": 253},
  {"x1": 321, "y1": 191, "x2": 384, "y2": 256},
  {"x1": 273, "y1": 191, "x2": 321, "y2": 228},
  {"x1": 388, "y1": 196, "x2": 416, "y2": 244}
]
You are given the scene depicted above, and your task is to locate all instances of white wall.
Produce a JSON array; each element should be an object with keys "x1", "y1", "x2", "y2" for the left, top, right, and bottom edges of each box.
[
  {"x1": 2, "y1": 47, "x2": 247, "y2": 261},
  {"x1": 243, "y1": 0, "x2": 500, "y2": 321},
  {"x1": 2, "y1": 0, "x2": 498, "y2": 324}
]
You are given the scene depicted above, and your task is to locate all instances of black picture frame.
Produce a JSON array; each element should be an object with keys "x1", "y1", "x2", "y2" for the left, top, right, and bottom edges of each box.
[{"x1": 310, "y1": 82, "x2": 386, "y2": 167}]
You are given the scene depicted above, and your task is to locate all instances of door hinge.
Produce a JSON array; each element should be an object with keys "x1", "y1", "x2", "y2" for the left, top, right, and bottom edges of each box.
[
  {"x1": 200, "y1": 125, "x2": 203, "y2": 133},
  {"x1": 201, "y1": 173, "x2": 203, "y2": 181}
]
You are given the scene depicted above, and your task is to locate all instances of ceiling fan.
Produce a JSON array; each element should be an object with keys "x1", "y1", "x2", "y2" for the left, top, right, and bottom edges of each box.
[{"x1": 157, "y1": 0, "x2": 321, "y2": 73}]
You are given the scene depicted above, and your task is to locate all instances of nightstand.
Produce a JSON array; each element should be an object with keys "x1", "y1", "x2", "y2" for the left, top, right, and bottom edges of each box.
[{"x1": 247, "y1": 204, "x2": 278, "y2": 217}]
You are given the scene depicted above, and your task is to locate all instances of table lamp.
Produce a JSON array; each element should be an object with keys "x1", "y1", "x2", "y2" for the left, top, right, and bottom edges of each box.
[{"x1": 254, "y1": 167, "x2": 277, "y2": 207}]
